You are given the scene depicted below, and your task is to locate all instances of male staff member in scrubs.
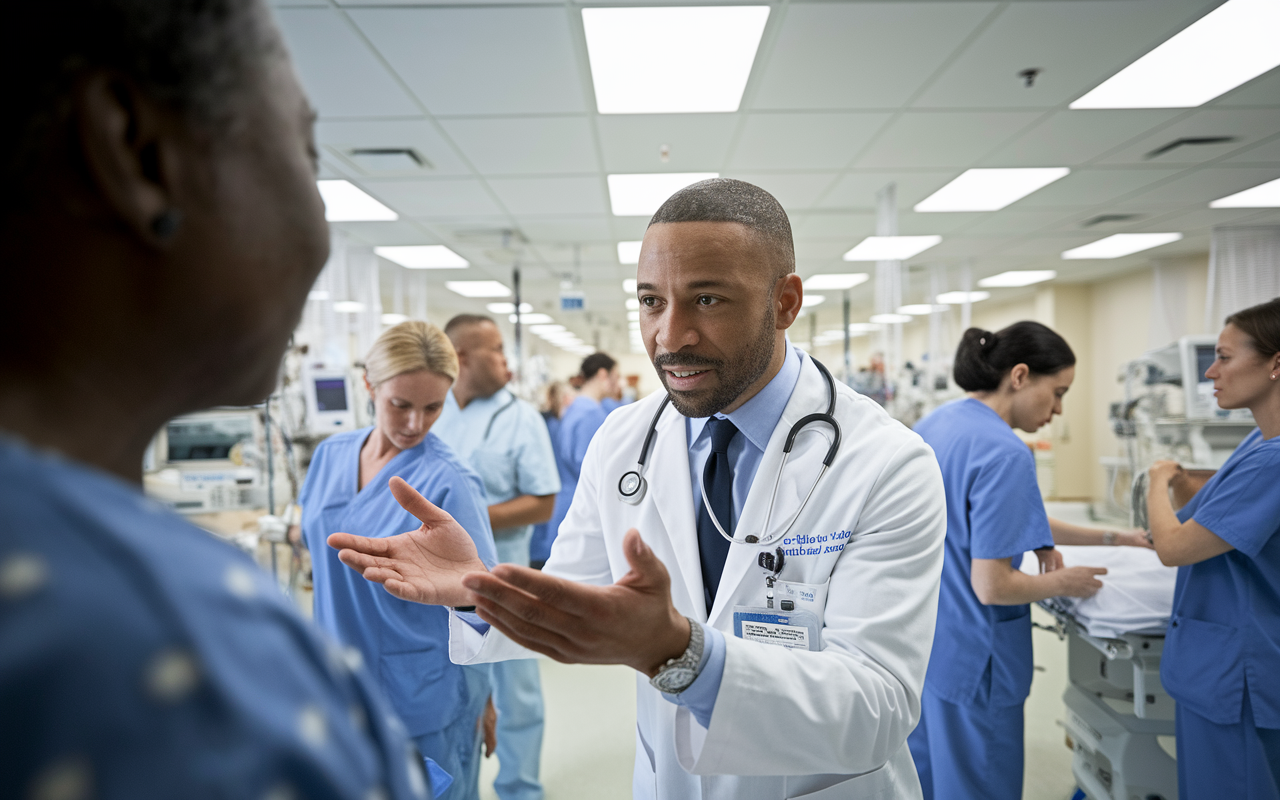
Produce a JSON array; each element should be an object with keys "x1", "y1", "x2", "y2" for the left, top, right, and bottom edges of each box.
[
  {"x1": 1147, "y1": 297, "x2": 1280, "y2": 800},
  {"x1": 530, "y1": 353, "x2": 616, "y2": 568},
  {"x1": 0, "y1": 2, "x2": 427, "y2": 797},
  {"x1": 332, "y1": 179, "x2": 948, "y2": 800},
  {"x1": 437, "y1": 315, "x2": 560, "y2": 800}
]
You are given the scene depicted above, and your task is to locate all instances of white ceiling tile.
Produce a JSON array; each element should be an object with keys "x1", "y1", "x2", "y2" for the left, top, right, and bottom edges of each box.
[
  {"x1": 729, "y1": 113, "x2": 892, "y2": 170},
  {"x1": 1011, "y1": 168, "x2": 1185, "y2": 208},
  {"x1": 912, "y1": 0, "x2": 1216, "y2": 109},
  {"x1": 361, "y1": 179, "x2": 505, "y2": 217},
  {"x1": 751, "y1": 3, "x2": 997, "y2": 111},
  {"x1": 439, "y1": 117, "x2": 598, "y2": 175},
  {"x1": 349, "y1": 8, "x2": 586, "y2": 116},
  {"x1": 275, "y1": 9, "x2": 421, "y2": 118},
  {"x1": 316, "y1": 119, "x2": 471, "y2": 176},
  {"x1": 1222, "y1": 134, "x2": 1280, "y2": 165},
  {"x1": 855, "y1": 112, "x2": 1042, "y2": 169},
  {"x1": 1127, "y1": 207, "x2": 1270, "y2": 233},
  {"x1": 1097, "y1": 109, "x2": 1280, "y2": 165},
  {"x1": 518, "y1": 218, "x2": 613, "y2": 244},
  {"x1": 487, "y1": 177, "x2": 608, "y2": 216},
  {"x1": 985, "y1": 110, "x2": 1183, "y2": 168},
  {"x1": 791, "y1": 211, "x2": 874, "y2": 240},
  {"x1": 331, "y1": 220, "x2": 440, "y2": 246},
  {"x1": 1212, "y1": 67, "x2": 1280, "y2": 107},
  {"x1": 817, "y1": 171, "x2": 963, "y2": 211},
  {"x1": 611, "y1": 216, "x2": 651, "y2": 242},
  {"x1": 1119, "y1": 167, "x2": 1280, "y2": 208},
  {"x1": 721, "y1": 173, "x2": 838, "y2": 211},
  {"x1": 954, "y1": 209, "x2": 1078, "y2": 237},
  {"x1": 595, "y1": 115, "x2": 738, "y2": 173}
]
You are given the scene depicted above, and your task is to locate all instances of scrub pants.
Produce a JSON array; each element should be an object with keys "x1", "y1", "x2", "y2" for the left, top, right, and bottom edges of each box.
[
  {"x1": 908, "y1": 689, "x2": 1024, "y2": 800},
  {"x1": 491, "y1": 531, "x2": 546, "y2": 800},
  {"x1": 414, "y1": 665, "x2": 491, "y2": 800},
  {"x1": 1176, "y1": 692, "x2": 1280, "y2": 800}
]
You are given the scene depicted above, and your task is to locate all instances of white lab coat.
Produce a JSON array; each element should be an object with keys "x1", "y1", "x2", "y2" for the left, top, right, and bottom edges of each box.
[{"x1": 449, "y1": 354, "x2": 946, "y2": 799}]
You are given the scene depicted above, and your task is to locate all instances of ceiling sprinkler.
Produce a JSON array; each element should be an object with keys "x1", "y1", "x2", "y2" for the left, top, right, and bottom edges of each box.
[{"x1": 1019, "y1": 68, "x2": 1042, "y2": 88}]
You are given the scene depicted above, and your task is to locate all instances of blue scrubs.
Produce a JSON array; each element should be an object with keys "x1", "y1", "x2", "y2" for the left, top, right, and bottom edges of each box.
[
  {"x1": 436, "y1": 389, "x2": 561, "y2": 800},
  {"x1": 0, "y1": 436, "x2": 429, "y2": 799},
  {"x1": 301, "y1": 428, "x2": 498, "y2": 800},
  {"x1": 1162, "y1": 427, "x2": 1280, "y2": 799},
  {"x1": 531, "y1": 396, "x2": 607, "y2": 565},
  {"x1": 529, "y1": 413, "x2": 560, "y2": 566},
  {"x1": 909, "y1": 398, "x2": 1054, "y2": 800}
]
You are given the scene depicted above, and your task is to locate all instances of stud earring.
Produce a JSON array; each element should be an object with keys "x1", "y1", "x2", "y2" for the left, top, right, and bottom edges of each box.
[{"x1": 151, "y1": 208, "x2": 184, "y2": 239}]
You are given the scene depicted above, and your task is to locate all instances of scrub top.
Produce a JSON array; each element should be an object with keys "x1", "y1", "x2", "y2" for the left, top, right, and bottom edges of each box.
[
  {"x1": 531, "y1": 396, "x2": 607, "y2": 564},
  {"x1": 0, "y1": 436, "x2": 428, "y2": 799},
  {"x1": 1162, "y1": 427, "x2": 1280, "y2": 728},
  {"x1": 914, "y1": 398, "x2": 1054, "y2": 707},
  {"x1": 300, "y1": 428, "x2": 498, "y2": 739},
  {"x1": 434, "y1": 388, "x2": 561, "y2": 540},
  {"x1": 530, "y1": 413, "x2": 561, "y2": 558}
]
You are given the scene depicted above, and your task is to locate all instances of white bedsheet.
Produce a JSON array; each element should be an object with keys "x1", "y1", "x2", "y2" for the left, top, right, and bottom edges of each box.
[{"x1": 1019, "y1": 545, "x2": 1177, "y2": 638}]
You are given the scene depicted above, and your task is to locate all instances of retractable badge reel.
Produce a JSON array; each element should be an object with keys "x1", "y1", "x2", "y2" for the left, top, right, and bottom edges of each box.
[{"x1": 731, "y1": 547, "x2": 822, "y2": 652}]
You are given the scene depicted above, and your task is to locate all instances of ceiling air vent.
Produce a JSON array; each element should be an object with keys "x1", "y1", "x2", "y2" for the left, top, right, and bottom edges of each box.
[
  {"x1": 349, "y1": 148, "x2": 432, "y2": 172},
  {"x1": 1143, "y1": 137, "x2": 1237, "y2": 160},
  {"x1": 1082, "y1": 214, "x2": 1141, "y2": 227}
]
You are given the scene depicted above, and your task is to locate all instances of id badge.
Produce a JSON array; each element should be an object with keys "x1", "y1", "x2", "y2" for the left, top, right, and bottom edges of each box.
[{"x1": 732, "y1": 606, "x2": 821, "y2": 651}]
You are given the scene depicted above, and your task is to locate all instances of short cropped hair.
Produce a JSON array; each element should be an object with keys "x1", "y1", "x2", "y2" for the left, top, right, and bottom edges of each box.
[
  {"x1": 443, "y1": 313, "x2": 495, "y2": 342},
  {"x1": 648, "y1": 178, "x2": 795, "y2": 278},
  {"x1": 365, "y1": 321, "x2": 458, "y2": 388},
  {"x1": 579, "y1": 352, "x2": 617, "y2": 381},
  {"x1": 4, "y1": 1, "x2": 280, "y2": 199}
]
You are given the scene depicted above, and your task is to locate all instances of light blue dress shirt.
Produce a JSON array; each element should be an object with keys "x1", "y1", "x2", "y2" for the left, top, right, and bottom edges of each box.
[
  {"x1": 667, "y1": 343, "x2": 803, "y2": 728},
  {"x1": 435, "y1": 388, "x2": 562, "y2": 541}
]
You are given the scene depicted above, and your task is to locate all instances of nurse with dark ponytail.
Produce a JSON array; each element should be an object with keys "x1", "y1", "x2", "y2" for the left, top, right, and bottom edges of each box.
[
  {"x1": 1146, "y1": 297, "x2": 1280, "y2": 800},
  {"x1": 908, "y1": 321, "x2": 1145, "y2": 800}
]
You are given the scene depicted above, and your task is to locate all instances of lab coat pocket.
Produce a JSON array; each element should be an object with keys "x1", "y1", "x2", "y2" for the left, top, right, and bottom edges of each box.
[
  {"x1": 379, "y1": 650, "x2": 462, "y2": 735},
  {"x1": 775, "y1": 579, "x2": 830, "y2": 630},
  {"x1": 785, "y1": 766, "x2": 894, "y2": 799},
  {"x1": 1162, "y1": 616, "x2": 1244, "y2": 725},
  {"x1": 988, "y1": 614, "x2": 1034, "y2": 707}
]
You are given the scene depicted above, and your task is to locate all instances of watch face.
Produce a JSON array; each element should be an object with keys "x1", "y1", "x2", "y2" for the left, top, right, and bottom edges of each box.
[{"x1": 652, "y1": 666, "x2": 697, "y2": 693}]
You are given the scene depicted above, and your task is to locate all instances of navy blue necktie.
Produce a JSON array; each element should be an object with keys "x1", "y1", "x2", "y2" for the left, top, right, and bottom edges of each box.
[{"x1": 696, "y1": 417, "x2": 738, "y2": 613}]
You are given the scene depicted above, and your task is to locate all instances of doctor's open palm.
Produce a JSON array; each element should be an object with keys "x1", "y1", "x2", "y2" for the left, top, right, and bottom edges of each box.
[{"x1": 328, "y1": 476, "x2": 487, "y2": 608}]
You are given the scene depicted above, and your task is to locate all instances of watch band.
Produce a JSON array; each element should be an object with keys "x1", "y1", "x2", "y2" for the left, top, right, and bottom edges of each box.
[
  {"x1": 649, "y1": 617, "x2": 705, "y2": 694},
  {"x1": 1102, "y1": 531, "x2": 1117, "y2": 546}
]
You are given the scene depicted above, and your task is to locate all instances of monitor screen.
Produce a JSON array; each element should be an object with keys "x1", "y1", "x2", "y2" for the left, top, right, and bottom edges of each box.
[
  {"x1": 167, "y1": 415, "x2": 253, "y2": 461},
  {"x1": 1195, "y1": 344, "x2": 1216, "y2": 383},
  {"x1": 315, "y1": 378, "x2": 348, "y2": 411}
]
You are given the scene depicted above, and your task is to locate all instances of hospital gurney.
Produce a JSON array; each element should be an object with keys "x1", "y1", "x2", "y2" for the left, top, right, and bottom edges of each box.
[{"x1": 1024, "y1": 546, "x2": 1179, "y2": 800}]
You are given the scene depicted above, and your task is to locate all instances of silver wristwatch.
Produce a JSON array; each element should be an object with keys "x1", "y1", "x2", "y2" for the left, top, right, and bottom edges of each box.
[{"x1": 649, "y1": 617, "x2": 705, "y2": 694}]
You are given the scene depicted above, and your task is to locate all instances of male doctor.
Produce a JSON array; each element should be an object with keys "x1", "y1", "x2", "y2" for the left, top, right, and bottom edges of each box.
[{"x1": 331, "y1": 178, "x2": 947, "y2": 799}]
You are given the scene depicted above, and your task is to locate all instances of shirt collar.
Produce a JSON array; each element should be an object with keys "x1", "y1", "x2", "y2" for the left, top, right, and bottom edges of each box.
[
  {"x1": 447, "y1": 386, "x2": 512, "y2": 416},
  {"x1": 688, "y1": 341, "x2": 803, "y2": 453}
]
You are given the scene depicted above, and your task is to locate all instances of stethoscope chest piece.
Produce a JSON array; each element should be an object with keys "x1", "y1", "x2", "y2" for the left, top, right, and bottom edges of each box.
[{"x1": 618, "y1": 470, "x2": 646, "y2": 504}]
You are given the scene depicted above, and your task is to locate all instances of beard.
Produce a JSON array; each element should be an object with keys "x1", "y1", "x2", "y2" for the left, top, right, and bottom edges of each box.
[{"x1": 654, "y1": 305, "x2": 777, "y2": 418}]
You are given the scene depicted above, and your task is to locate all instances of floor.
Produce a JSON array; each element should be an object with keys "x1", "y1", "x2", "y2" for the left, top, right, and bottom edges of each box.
[{"x1": 476, "y1": 505, "x2": 1120, "y2": 800}]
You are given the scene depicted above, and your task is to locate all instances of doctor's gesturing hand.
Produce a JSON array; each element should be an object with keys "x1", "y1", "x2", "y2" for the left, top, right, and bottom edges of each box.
[
  {"x1": 328, "y1": 476, "x2": 490, "y2": 608},
  {"x1": 329, "y1": 478, "x2": 692, "y2": 676}
]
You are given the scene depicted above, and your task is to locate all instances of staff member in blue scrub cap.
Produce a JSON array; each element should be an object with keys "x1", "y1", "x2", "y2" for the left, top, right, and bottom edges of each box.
[
  {"x1": 909, "y1": 322, "x2": 1136, "y2": 800},
  {"x1": 301, "y1": 321, "x2": 499, "y2": 800},
  {"x1": 1147, "y1": 297, "x2": 1280, "y2": 800}
]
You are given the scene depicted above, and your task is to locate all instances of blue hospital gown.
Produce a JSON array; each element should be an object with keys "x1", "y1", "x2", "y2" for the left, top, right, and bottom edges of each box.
[{"x1": 0, "y1": 436, "x2": 429, "y2": 799}]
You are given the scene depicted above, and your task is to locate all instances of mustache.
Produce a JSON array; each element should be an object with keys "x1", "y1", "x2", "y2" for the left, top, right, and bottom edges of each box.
[{"x1": 652, "y1": 352, "x2": 723, "y2": 370}]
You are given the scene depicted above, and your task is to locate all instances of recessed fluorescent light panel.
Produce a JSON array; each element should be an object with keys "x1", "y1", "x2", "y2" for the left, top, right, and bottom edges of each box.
[
  {"x1": 333, "y1": 301, "x2": 366, "y2": 313},
  {"x1": 1070, "y1": 0, "x2": 1280, "y2": 109},
  {"x1": 978, "y1": 271, "x2": 1057, "y2": 288},
  {"x1": 897, "y1": 304, "x2": 949, "y2": 315},
  {"x1": 869, "y1": 313, "x2": 913, "y2": 324},
  {"x1": 626, "y1": 298, "x2": 640, "y2": 311},
  {"x1": 617, "y1": 241, "x2": 643, "y2": 264},
  {"x1": 803, "y1": 273, "x2": 870, "y2": 291},
  {"x1": 608, "y1": 173, "x2": 719, "y2": 216},
  {"x1": 511, "y1": 313, "x2": 555, "y2": 325},
  {"x1": 1210, "y1": 176, "x2": 1280, "y2": 207},
  {"x1": 374, "y1": 245, "x2": 468, "y2": 269},
  {"x1": 445, "y1": 281, "x2": 511, "y2": 298},
  {"x1": 623, "y1": 279, "x2": 638, "y2": 294},
  {"x1": 802, "y1": 295, "x2": 826, "y2": 308},
  {"x1": 488, "y1": 302, "x2": 533, "y2": 314},
  {"x1": 380, "y1": 313, "x2": 409, "y2": 325},
  {"x1": 915, "y1": 168, "x2": 1070, "y2": 212},
  {"x1": 308, "y1": 290, "x2": 331, "y2": 301},
  {"x1": 317, "y1": 180, "x2": 397, "y2": 221},
  {"x1": 843, "y1": 236, "x2": 942, "y2": 261},
  {"x1": 583, "y1": 6, "x2": 770, "y2": 114},
  {"x1": 1062, "y1": 233, "x2": 1183, "y2": 260},
  {"x1": 935, "y1": 291, "x2": 990, "y2": 304}
]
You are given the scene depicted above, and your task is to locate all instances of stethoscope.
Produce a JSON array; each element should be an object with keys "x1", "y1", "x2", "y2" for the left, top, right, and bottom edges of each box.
[{"x1": 617, "y1": 358, "x2": 841, "y2": 546}]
